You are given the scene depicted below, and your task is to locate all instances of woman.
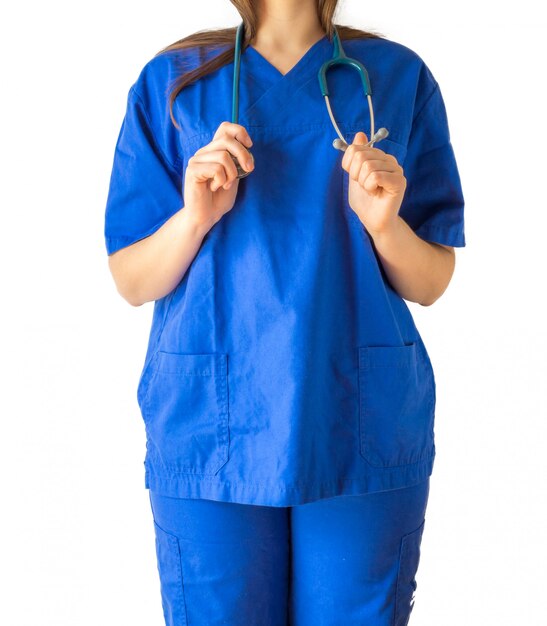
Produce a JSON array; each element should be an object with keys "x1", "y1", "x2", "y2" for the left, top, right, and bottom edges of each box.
[{"x1": 104, "y1": 0, "x2": 465, "y2": 623}]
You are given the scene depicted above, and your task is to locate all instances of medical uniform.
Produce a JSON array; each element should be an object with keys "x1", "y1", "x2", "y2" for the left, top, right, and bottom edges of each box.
[{"x1": 104, "y1": 32, "x2": 465, "y2": 625}]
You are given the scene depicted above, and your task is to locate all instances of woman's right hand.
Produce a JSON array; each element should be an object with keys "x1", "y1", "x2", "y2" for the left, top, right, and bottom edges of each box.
[{"x1": 183, "y1": 121, "x2": 254, "y2": 233}]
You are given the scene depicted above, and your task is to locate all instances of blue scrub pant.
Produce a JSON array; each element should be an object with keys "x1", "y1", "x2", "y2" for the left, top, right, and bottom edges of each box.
[{"x1": 148, "y1": 478, "x2": 430, "y2": 625}]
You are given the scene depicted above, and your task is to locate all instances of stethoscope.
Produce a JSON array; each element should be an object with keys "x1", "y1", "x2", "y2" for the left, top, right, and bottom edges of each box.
[{"x1": 231, "y1": 21, "x2": 389, "y2": 179}]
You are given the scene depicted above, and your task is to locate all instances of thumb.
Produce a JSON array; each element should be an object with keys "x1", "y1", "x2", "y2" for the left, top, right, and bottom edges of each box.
[{"x1": 352, "y1": 131, "x2": 369, "y2": 145}]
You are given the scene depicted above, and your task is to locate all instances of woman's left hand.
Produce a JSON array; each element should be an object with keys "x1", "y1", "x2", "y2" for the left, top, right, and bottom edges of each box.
[{"x1": 341, "y1": 131, "x2": 407, "y2": 237}]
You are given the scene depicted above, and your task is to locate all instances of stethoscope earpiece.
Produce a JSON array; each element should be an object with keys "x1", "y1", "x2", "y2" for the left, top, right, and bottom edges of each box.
[
  {"x1": 333, "y1": 127, "x2": 389, "y2": 152},
  {"x1": 231, "y1": 153, "x2": 252, "y2": 178}
]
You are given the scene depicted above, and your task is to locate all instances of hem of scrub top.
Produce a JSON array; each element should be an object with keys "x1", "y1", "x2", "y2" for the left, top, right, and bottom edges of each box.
[{"x1": 142, "y1": 456, "x2": 435, "y2": 507}]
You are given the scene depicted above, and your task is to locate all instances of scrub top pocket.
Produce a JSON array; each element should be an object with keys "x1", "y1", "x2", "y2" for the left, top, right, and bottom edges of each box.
[
  {"x1": 138, "y1": 351, "x2": 230, "y2": 476},
  {"x1": 358, "y1": 342, "x2": 435, "y2": 468}
]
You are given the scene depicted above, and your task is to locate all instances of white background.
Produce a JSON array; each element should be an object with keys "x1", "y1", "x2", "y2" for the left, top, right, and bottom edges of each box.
[{"x1": 1, "y1": 0, "x2": 545, "y2": 624}]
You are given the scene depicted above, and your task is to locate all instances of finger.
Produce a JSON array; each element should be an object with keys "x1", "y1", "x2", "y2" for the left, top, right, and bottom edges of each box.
[
  {"x1": 342, "y1": 144, "x2": 388, "y2": 171},
  {"x1": 190, "y1": 150, "x2": 240, "y2": 187},
  {"x1": 352, "y1": 130, "x2": 369, "y2": 145},
  {"x1": 191, "y1": 149, "x2": 240, "y2": 182},
  {"x1": 195, "y1": 136, "x2": 254, "y2": 173},
  {"x1": 213, "y1": 121, "x2": 253, "y2": 148},
  {"x1": 349, "y1": 157, "x2": 400, "y2": 183},
  {"x1": 359, "y1": 170, "x2": 406, "y2": 196},
  {"x1": 187, "y1": 158, "x2": 231, "y2": 192}
]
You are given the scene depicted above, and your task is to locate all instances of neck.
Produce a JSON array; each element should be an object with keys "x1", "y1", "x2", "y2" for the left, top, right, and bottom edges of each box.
[{"x1": 251, "y1": 0, "x2": 325, "y2": 52}]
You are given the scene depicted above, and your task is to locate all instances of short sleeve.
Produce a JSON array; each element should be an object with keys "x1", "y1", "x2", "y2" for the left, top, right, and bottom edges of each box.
[
  {"x1": 104, "y1": 85, "x2": 183, "y2": 255},
  {"x1": 398, "y1": 66, "x2": 466, "y2": 247}
]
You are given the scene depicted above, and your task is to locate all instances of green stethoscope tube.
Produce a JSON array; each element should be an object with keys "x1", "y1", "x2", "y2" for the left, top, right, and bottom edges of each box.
[
  {"x1": 231, "y1": 22, "x2": 251, "y2": 178},
  {"x1": 231, "y1": 21, "x2": 388, "y2": 179}
]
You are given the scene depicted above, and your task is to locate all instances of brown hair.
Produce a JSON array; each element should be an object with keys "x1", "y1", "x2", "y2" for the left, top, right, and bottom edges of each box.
[{"x1": 154, "y1": 0, "x2": 385, "y2": 130}]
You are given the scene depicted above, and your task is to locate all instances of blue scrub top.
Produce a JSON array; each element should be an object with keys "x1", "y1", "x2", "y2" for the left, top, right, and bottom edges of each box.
[{"x1": 104, "y1": 34, "x2": 466, "y2": 506}]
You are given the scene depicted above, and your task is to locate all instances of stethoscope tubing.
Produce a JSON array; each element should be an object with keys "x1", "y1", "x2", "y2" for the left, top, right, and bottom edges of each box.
[{"x1": 231, "y1": 21, "x2": 388, "y2": 178}]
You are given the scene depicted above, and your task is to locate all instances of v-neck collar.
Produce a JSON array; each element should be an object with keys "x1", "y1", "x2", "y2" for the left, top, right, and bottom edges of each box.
[
  {"x1": 238, "y1": 33, "x2": 334, "y2": 127},
  {"x1": 244, "y1": 34, "x2": 331, "y2": 86}
]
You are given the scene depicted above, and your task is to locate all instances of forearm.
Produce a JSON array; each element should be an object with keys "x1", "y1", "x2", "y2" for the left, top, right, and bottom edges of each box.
[
  {"x1": 368, "y1": 216, "x2": 455, "y2": 306},
  {"x1": 108, "y1": 208, "x2": 213, "y2": 306}
]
